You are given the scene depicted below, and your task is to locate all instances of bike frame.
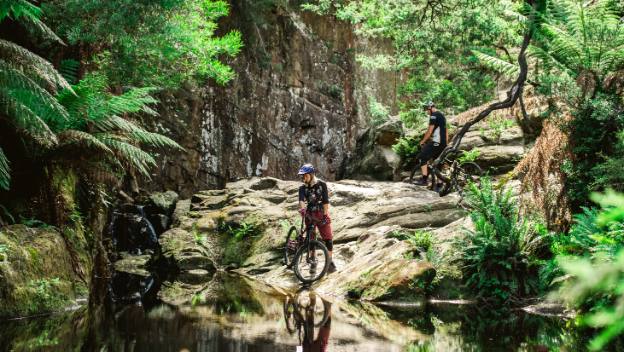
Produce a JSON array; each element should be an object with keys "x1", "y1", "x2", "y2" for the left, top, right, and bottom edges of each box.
[{"x1": 298, "y1": 211, "x2": 322, "y2": 255}]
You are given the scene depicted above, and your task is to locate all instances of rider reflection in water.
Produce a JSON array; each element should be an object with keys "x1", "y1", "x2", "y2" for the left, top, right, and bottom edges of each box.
[{"x1": 286, "y1": 290, "x2": 332, "y2": 352}]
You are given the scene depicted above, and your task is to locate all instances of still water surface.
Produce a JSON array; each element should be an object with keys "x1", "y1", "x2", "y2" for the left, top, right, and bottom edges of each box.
[{"x1": 0, "y1": 274, "x2": 589, "y2": 351}]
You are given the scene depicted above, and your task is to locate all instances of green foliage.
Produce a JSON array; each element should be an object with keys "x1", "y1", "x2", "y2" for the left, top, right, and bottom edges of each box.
[
  {"x1": 43, "y1": 0, "x2": 243, "y2": 89},
  {"x1": 218, "y1": 218, "x2": 264, "y2": 267},
  {"x1": 456, "y1": 178, "x2": 550, "y2": 303},
  {"x1": 554, "y1": 192, "x2": 624, "y2": 350},
  {"x1": 26, "y1": 278, "x2": 68, "y2": 314},
  {"x1": 302, "y1": 0, "x2": 518, "y2": 117},
  {"x1": 458, "y1": 148, "x2": 481, "y2": 164},
  {"x1": 1, "y1": 1, "x2": 182, "y2": 192},
  {"x1": 392, "y1": 136, "x2": 420, "y2": 160},
  {"x1": 388, "y1": 229, "x2": 434, "y2": 259},
  {"x1": 191, "y1": 224, "x2": 206, "y2": 245},
  {"x1": 0, "y1": 148, "x2": 9, "y2": 191},
  {"x1": 564, "y1": 94, "x2": 624, "y2": 209},
  {"x1": 484, "y1": 115, "x2": 515, "y2": 143},
  {"x1": 368, "y1": 97, "x2": 389, "y2": 125}
]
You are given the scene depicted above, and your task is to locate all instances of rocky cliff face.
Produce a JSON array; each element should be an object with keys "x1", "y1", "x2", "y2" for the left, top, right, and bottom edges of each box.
[{"x1": 147, "y1": 2, "x2": 397, "y2": 197}]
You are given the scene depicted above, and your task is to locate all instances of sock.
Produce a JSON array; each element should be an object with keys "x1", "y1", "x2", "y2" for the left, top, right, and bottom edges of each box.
[{"x1": 422, "y1": 174, "x2": 428, "y2": 180}]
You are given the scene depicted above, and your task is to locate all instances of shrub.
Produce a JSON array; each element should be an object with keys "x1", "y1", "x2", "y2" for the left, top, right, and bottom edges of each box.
[
  {"x1": 456, "y1": 178, "x2": 550, "y2": 303},
  {"x1": 392, "y1": 136, "x2": 420, "y2": 160},
  {"x1": 458, "y1": 148, "x2": 481, "y2": 164}
]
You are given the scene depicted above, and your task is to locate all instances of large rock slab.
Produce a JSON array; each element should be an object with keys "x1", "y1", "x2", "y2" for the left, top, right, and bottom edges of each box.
[{"x1": 162, "y1": 178, "x2": 467, "y2": 300}]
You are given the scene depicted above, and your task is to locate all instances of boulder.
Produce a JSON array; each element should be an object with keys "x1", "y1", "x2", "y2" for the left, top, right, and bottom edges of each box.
[
  {"x1": 158, "y1": 228, "x2": 215, "y2": 272},
  {"x1": 148, "y1": 190, "x2": 179, "y2": 217},
  {"x1": 0, "y1": 225, "x2": 87, "y2": 318}
]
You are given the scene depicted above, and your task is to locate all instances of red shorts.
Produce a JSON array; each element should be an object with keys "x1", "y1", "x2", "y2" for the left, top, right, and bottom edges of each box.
[{"x1": 305, "y1": 211, "x2": 333, "y2": 241}]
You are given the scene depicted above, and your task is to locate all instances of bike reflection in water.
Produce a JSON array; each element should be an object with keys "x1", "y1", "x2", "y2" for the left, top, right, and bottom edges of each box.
[{"x1": 283, "y1": 289, "x2": 332, "y2": 352}]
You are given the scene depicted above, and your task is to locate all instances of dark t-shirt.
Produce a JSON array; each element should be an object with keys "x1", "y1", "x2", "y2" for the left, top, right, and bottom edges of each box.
[
  {"x1": 298, "y1": 180, "x2": 329, "y2": 212},
  {"x1": 429, "y1": 111, "x2": 447, "y2": 146}
]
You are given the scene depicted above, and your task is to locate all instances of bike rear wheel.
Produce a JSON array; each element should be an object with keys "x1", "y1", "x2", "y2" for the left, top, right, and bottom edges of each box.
[
  {"x1": 457, "y1": 162, "x2": 482, "y2": 191},
  {"x1": 293, "y1": 240, "x2": 329, "y2": 284},
  {"x1": 283, "y1": 226, "x2": 300, "y2": 268}
]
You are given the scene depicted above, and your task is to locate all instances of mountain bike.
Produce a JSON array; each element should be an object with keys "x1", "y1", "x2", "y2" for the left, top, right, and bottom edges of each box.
[
  {"x1": 432, "y1": 152, "x2": 482, "y2": 207},
  {"x1": 283, "y1": 210, "x2": 330, "y2": 284},
  {"x1": 409, "y1": 151, "x2": 482, "y2": 201}
]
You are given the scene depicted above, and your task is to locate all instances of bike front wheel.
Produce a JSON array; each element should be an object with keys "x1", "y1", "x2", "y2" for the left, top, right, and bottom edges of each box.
[
  {"x1": 293, "y1": 240, "x2": 329, "y2": 284},
  {"x1": 284, "y1": 226, "x2": 300, "y2": 268}
]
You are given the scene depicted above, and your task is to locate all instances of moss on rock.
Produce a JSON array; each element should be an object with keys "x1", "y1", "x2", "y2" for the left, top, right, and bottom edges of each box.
[
  {"x1": 0, "y1": 225, "x2": 86, "y2": 318},
  {"x1": 346, "y1": 259, "x2": 436, "y2": 301}
]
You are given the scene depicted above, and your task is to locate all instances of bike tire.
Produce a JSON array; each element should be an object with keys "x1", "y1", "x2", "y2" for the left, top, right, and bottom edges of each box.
[
  {"x1": 293, "y1": 240, "x2": 329, "y2": 284},
  {"x1": 458, "y1": 162, "x2": 482, "y2": 190},
  {"x1": 409, "y1": 163, "x2": 420, "y2": 183},
  {"x1": 283, "y1": 226, "x2": 300, "y2": 268},
  {"x1": 456, "y1": 162, "x2": 483, "y2": 208}
]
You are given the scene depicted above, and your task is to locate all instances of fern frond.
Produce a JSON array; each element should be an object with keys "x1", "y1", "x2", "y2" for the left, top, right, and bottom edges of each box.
[
  {"x1": 56, "y1": 130, "x2": 114, "y2": 155},
  {"x1": 91, "y1": 115, "x2": 182, "y2": 149},
  {"x1": 472, "y1": 50, "x2": 520, "y2": 78},
  {"x1": 21, "y1": 15, "x2": 64, "y2": 44},
  {"x1": 97, "y1": 135, "x2": 156, "y2": 177},
  {"x1": 92, "y1": 115, "x2": 139, "y2": 133},
  {"x1": 107, "y1": 87, "x2": 159, "y2": 117},
  {"x1": 601, "y1": 47, "x2": 624, "y2": 71},
  {"x1": 0, "y1": 39, "x2": 71, "y2": 91},
  {"x1": 542, "y1": 23, "x2": 585, "y2": 68},
  {"x1": 0, "y1": 147, "x2": 10, "y2": 190},
  {"x1": 74, "y1": 161, "x2": 121, "y2": 186},
  {"x1": 527, "y1": 45, "x2": 574, "y2": 76},
  {"x1": 130, "y1": 130, "x2": 184, "y2": 150},
  {"x1": 59, "y1": 59, "x2": 80, "y2": 85},
  {"x1": 0, "y1": 89, "x2": 58, "y2": 145}
]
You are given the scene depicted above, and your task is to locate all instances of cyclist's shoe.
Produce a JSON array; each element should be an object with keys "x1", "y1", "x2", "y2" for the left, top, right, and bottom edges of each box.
[
  {"x1": 307, "y1": 257, "x2": 317, "y2": 270},
  {"x1": 328, "y1": 261, "x2": 337, "y2": 273},
  {"x1": 414, "y1": 178, "x2": 428, "y2": 186}
]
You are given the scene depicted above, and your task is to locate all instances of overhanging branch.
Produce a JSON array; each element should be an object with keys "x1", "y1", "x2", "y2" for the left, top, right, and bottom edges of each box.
[{"x1": 432, "y1": 4, "x2": 537, "y2": 170}]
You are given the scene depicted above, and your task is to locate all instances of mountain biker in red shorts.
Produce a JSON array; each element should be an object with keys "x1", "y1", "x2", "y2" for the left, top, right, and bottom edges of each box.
[{"x1": 298, "y1": 164, "x2": 337, "y2": 273}]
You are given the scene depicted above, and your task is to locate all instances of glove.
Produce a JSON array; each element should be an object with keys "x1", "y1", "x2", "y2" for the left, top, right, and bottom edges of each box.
[
  {"x1": 298, "y1": 208, "x2": 306, "y2": 217},
  {"x1": 321, "y1": 214, "x2": 331, "y2": 225}
]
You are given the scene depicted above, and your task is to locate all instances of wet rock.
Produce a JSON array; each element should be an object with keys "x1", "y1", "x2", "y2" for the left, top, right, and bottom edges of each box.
[
  {"x1": 149, "y1": 190, "x2": 179, "y2": 217},
  {"x1": 110, "y1": 271, "x2": 157, "y2": 304},
  {"x1": 171, "y1": 199, "x2": 191, "y2": 227},
  {"x1": 158, "y1": 228, "x2": 215, "y2": 272}
]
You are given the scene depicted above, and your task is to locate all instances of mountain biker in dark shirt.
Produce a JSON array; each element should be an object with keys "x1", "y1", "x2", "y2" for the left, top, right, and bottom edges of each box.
[
  {"x1": 414, "y1": 101, "x2": 448, "y2": 187},
  {"x1": 297, "y1": 164, "x2": 337, "y2": 274}
]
